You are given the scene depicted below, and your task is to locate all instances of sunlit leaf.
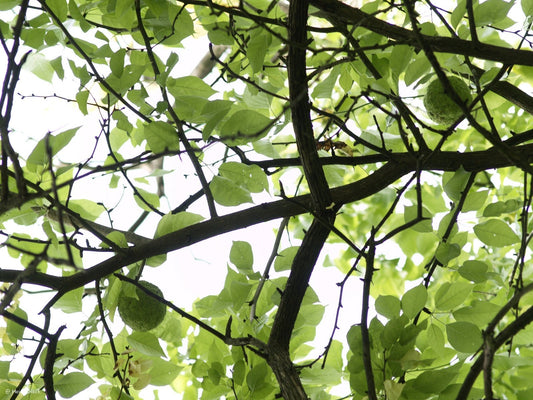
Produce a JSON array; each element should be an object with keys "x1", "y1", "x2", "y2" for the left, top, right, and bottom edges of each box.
[
  {"x1": 401, "y1": 285, "x2": 427, "y2": 319},
  {"x1": 458, "y1": 260, "x2": 489, "y2": 283},
  {"x1": 219, "y1": 110, "x2": 272, "y2": 145},
  {"x1": 27, "y1": 127, "x2": 79, "y2": 170},
  {"x1": 155, "y1": 212, "x2": 204, "y2": 237},
  {"x1": 168, "y1": 76, "x2": 216, "y2": 99},
  {"x1": 54, "y1": 372, "x2": 95, "y2": 398},
  {"x1": 435, "y1": 282, "x2": 472, "y2": 311},
  {"x1": 144, "y1": 121, "x2": 179, "y2": 153},
  {"x1": 128, "y1": 332, "x2": 166, "y2": 357},
  {"x1": 446, "y1": 321, "x2": 482, "y2": 353},
  {"x1": 375, "y1": 295, "x2": 401, "y2": 319},
  {"x1": 274, "y1": 246, "x2": 299, "y2": 272},
  {"x1": 230, "y1": 240, "x2": 254, "y2": 273},
  {"x1": 474, "y1": 219, "x2": 519, "y2": 247}
]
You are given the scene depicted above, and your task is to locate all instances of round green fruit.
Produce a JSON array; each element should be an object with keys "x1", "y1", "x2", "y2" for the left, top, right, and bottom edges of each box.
[
  {"x1": 423, "y1": 76, "x2": 472, "y2": 124},
  {"x1": 118, "y1": 280, "x2": 166, "y2": 331}
]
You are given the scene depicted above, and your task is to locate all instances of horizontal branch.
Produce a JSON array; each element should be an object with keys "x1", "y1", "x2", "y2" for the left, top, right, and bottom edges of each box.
[
  {"x1": 309, "y1": 0, "x2": 533, "y2": 66},
  {"x1": 4, "y1": 144, "x2": 531, "y2": 303},
  {"x1": 249, "y1": 143, "x2": 533, "y2": 171}
]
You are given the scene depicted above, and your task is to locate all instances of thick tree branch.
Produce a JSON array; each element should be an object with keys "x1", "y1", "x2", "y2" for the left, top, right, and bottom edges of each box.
[
  {"x1": 287, "y1": 0, "x2": 332, "y2": 212},
  {"x1": 5, "y1": 143, "x2": 533, "y2": 297},
  {"x1": 309, "y1": 0, "x2": 533, "y2": 66}
]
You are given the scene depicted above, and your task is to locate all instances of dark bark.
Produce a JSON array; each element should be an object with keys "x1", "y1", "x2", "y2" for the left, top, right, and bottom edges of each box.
[
  {"x1": 6, "y1": 142, "x2": 533, "y2": 299},
  {"x1": 309, "y1": 0, "x2": 533, "y2": 66}
]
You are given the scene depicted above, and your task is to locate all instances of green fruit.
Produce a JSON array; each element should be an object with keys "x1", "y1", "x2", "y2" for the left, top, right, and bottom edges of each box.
[
  {"x1": 118, "y1": 280, "x2": 166, "y2": 331},
  {"x1": 423, "y1": 76, "x2": 472, "y2": 124}
]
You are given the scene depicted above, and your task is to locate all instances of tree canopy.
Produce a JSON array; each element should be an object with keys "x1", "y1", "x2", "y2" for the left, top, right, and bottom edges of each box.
[{"x1": 2, "y1": 0, "x2": 533, "y2": 399}]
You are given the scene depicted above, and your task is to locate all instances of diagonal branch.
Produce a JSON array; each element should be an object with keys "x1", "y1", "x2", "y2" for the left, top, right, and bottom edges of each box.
[{"x1": 4, "y1": 142, "x2": 533, "y2": 299}]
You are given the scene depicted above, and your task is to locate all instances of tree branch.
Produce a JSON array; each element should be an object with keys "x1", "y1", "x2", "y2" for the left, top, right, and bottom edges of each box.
[
  {"x1": 309, "y1": 0, "x2": 533, "y2": 66},
  {"x1": 5, "y1": 143, "x2": 532, "y2": 299}
]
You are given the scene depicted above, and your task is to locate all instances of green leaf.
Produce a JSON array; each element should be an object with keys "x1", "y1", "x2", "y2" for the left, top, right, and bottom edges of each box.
[
  {"x1": 451, "y1": 0, "x2": 467, "y2": 28},
  {"x1": 403, "y1": 205, "x2": 433, "y2": 232},
  {"x1": 219, "y1": 110, "x2": 272, "y2": 145},
  {"x1": 312, "y1": 66, "x2": 341, "y2": 98},
  {"x1": 412, "y1": 365, "x2": 460, "y2": 393},
  {"x1": 110, "y1": 48, "x2": 126, "y2": 77},
  {"x1": 523, "y1": 0, "x2": 533, "y2": 15},
  {"x1": 435, "y1": 242, "x2": 461, "y2": 264},
  {"x1": 54, "y1": 372, "x2": 95, "y2": 398},
  {"x1": 446, "y1": 321, "x2": 482, "y2": 353},
  {"x1": 76, "y1": 90, "x2": 89, "y2": 115},
  {"x1": 133, "y1": 187, "x2": 160, "y2": 211},
  {"x1": 128, "y1": 332, "x2": 166, "y2": 357},
  {"x1": 463, "y1": 190, "x2": 488, "y2": 212},
  {"x1": 384, "y1": 379, "x2": 405, "y2": 400},
  {"x1": 401, "y1": 285, "x2": 427, "y2": 319},
  {"x1": 6, "y1": 308, "x2": 27, "y2": 343},
  {"x1": 453, "y1": 301, "x2": 500, "y2": 327},
  {"x1": 230, "y1": 241, "x2": 254, "y2": 273},
  {"x1": 210, "y1": 175, "x2": 252, "y2": 206},
  {"x1": 54, "y1": 287, "x2": 83, "y2": 313},
  {"x1": 247, "y1": 362, "x2": 274, "y2": 396},
  {"x1": 201, "y1": 100, "x2": 233, "y2": 139},
  {"x1": 426, "y1": 323, "x2": 445, "y2": 349},
  {"x1": 27, "y1": 127, "x2": 79, "y2": 171},
  {"x1": 50, "y1": 57, "x2": 64, "y2": 79},
  {"x1": 168, "y1": 76, "x2": 216, "y2": 99},
  {"x1": 443, "y1": 167, "x2": 470, "y2": 202},
  {"x1": 390, "y1": 45, "x2": 413, "y2": 80},
  {"x1": 156, "y1": 6, "x2": 194, "y2": 45},
  {"x1": 144, "y1": 121, "x2": 179, "y2": 153},
  {"x1": 435, "y1": 281, "x2": 472, "y2": 311},
  {"x1": 248, "y1": 31, "x2": 271, "y2": 73},
  {"x1": 210, "y1": 162, "x2": 269, "y2": 206},
  {"x1": 404, "y1": 53, "x2": 430, "y2": 86},
  {"x1": 474, "y1": 0, "x2": 514, "y2": 26},
  {"x1": 458, "y1": 260, "x2": 489, "y2": 283},
  {"x1": 375, "y1": 295, "x2": 401, "y2": 319},
  {"x1": 0, "y1": 361, "x2": 9, "y2": 379},
  {"x1": 149, "y1": 358, "x2": 183, "y2": 386},
  {"x1": 0, "y1": 1, "x2": 19, "y2": 10},
  {"x1": 274, "y1": 246, "x2": 299, "y2": 272},
  {"x1": 474, "y1": 219, "x2": 519, "y2": 247},
  {"x1": 483, "y1": 198, "x2": 521, "y2": 216},
  {"x1": 221, "y1": 162, "x2": 268, "y2": 192},
  {"x1": 47, "y1": 0, "x2": 68, "y2": 21},
  {"x1": 155, "y1": 212, "x2": 204, "y2": 237},
  {"x1": 347, "y1": 324, "x2": 363, "y2": 354},
  {"x1": 24, "y1": 53, "x2": 55, "y2": 81}
]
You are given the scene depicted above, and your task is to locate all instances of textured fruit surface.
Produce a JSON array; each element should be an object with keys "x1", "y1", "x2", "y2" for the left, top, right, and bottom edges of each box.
[
  {"x1": 118, "y1": 280, "x2": 166, "y2": 331},
  {"x1": 423, "y1": 76, "x2": 472, "y2": 124}
]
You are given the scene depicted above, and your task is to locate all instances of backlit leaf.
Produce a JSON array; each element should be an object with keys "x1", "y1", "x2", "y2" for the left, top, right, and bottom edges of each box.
[
  {"x1": 435, "y1": 282, "x2": 472, "y2": 310},
  {"x1": 474, "y1": 219, "x2": 519, "y2": 247},
  {"x1": 401, "y1": 285, "x2": 427, "y2": 319},
  {"x1": 446, "y1": 321, "x2": 482, "y2": 353},
  {"x1": 128, "y1": 332, "x2": 166, "y2": 357},
  {"x1": 55, "y1": 372, "x2": 95, "y2": 398},
  {"x1": 230, "y1": 241, "x2": 254, "y2": 273},
  {"x1": 219, "y1": 110, "x2": 272, "y2": 145}
]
